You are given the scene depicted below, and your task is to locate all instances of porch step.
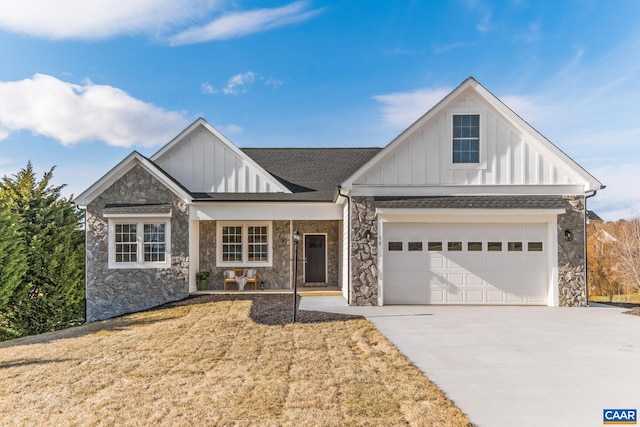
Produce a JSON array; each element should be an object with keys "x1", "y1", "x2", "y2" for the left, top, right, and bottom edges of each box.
[{"x1": 298, "y1": 290, "x2": 343, "y2": 297}]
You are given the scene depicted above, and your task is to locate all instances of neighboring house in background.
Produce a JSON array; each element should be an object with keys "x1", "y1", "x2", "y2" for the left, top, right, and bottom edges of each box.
[
  {"x1": 74, "y1": 77, "x2": 604, "y2": 322},
  {"x1": 586, "y1": 210, "x2": 604, "y2": 224}
]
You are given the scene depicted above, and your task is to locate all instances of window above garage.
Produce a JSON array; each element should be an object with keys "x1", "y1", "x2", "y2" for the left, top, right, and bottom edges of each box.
[
  {"x1": 448, "y1": 111, "x2": 487, "y2": 170},
  {"x1": 453, "y1": 114, "x2": 480, "y2": 163}
]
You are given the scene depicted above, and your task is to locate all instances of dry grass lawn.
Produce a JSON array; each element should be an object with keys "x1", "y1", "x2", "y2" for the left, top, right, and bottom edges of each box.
[{"x1": 0, "y1": 299, "x2": 472, "y2": 426}]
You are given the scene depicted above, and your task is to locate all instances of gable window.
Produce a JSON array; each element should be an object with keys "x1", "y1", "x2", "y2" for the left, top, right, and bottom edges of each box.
[
  {"x1": 452, "y1": 114, "x2": 480, "y2": 163},
  {"x1": 108, "y1": 219, "x2": 171, "y2": 269},
  {"x1": 217, "y1": 222, "x2": 272, "y2": 267}
]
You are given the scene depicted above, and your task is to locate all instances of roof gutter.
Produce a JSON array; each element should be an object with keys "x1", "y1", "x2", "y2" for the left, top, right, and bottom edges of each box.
[
  {"x1": 583, "y1": 186, "x2": 604, "y2": 304},
  {"x1": 337, "y1": 185, "x2": 351, "y2": 305}
]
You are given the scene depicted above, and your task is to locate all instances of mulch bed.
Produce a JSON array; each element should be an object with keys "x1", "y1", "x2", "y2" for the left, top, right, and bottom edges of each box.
[{"x1": 157, "y1": 293, "x2": 364, "y2": 325}]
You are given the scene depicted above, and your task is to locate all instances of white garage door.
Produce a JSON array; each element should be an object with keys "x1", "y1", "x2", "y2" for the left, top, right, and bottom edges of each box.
[{"x1": 383, "y1": 223, "x2": 548, "y2": 305}]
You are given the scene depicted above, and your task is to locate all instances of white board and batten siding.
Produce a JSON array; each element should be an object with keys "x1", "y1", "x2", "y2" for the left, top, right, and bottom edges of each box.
[
  {"x1": 353, "y1": 90, "x2": 581, "y2": 191},
  {"x1": 153, "y1": 124, "x2": 282, "y2": 194}
]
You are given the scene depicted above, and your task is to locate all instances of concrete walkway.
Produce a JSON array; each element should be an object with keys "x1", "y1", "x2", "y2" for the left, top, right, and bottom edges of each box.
[{"x1": 300, "y1": 297, "x2": 640, "y2": 427}]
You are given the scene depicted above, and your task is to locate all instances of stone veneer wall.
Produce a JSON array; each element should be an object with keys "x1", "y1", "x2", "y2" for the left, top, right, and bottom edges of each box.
[
  {"x1": 350, "y1": 197, "x2": 378, "y2": 305},
  {"x1": 557, "y1": 195, "x2": 587, "y2": 307},
  {"x1": 198, "y1": 220, "x2": 291, "y2": 289},
  {"x1": 292, "y1": 220, "x2": 340, "y2": 286},
  {"x1": 85, "y1": 165, "x2": 190, "y2": 322}
]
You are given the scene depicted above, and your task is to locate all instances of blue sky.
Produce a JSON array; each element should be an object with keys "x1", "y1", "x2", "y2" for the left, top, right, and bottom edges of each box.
[{"x1": 0, "y1": 0, "x2": 638, "y2": 220}]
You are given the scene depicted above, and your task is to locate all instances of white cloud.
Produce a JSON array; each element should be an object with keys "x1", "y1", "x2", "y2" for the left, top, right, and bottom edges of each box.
[
  {"x1": 170, "y1": 0, "x2": 323, "y2": 45},
  {"x1": 372, "y1": 88, "x2": 452, "y2": 128},
  {"x1": 218, "y1": 124, "x2": 244, "y2": 135},
  {"x1": 264, "y1": 77, "x2": 283, "y2": 89},
  {"x1": 0, "y1": 0, "x2": 320, "y2": 43},
  {"x1": 223, "y1": 72, "x2": 256, "y2": 95},
  {"x1": 0, "y1": 74, "x2": 189, "y2": 147},
  {"x1": 201, "y1": 82, "x2": 217, "y2": 94},
  {"x1": 0, "y1": 0, "x2": 219, "y2": 40}
]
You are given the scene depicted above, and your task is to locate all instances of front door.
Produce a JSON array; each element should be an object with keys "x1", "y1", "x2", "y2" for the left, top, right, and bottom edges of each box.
[{"x1": 304, "y1": 235, "x2": 326, "y2": 282}]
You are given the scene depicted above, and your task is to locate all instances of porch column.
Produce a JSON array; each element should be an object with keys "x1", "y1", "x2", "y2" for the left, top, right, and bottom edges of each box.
[{"x1": 189, "y1": 219, "x2": 199, "y2": 292}]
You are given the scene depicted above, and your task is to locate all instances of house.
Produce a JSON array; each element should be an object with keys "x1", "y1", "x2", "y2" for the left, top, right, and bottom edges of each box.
[{"x1": 74, "y1": 77, "x2": 603, "y2": 322}]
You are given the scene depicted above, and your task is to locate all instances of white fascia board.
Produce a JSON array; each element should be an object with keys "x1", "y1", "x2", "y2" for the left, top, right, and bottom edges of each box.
[
  {"x1": 341, "y1": 78, "x2": 479, "y2": 189},
  {"x1": 377, "y1": 208, "x2": 566, "y2": 223},
  {"x1": 150, "y1": 118, "x2": 291, "y2": 194},
  {"x1": 350, "y1": 184, "x2": 585, "y2": 197},
  {"x1": 103, "y1": 212, "x2": 172, "y2": 218},
  {"x1": 473, "y1": 84, "x2": 604, "y2": 192},
  {"x1": 191, "y1": 202, "x2": 343, "y2": 221},
  {"x1": 73, "y1": 151, "x2": 192, "y2": 207}
]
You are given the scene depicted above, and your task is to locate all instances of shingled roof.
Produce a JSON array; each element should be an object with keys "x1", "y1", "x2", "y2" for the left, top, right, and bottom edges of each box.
[
  {"x1": 374, "y1": 196, "x2": 569, "y2": 210},
  {"x1": 192, "y1": 147, "x2": 381, "y2": 202}
]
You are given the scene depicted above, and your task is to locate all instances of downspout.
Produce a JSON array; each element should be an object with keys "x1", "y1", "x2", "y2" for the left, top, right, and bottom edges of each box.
[
  {"x1": 584, "y1": 187, "x2": 603, "y2": 304},
  {"x1": 337, "y1": 186, "x2": 351, "y2": 305}
]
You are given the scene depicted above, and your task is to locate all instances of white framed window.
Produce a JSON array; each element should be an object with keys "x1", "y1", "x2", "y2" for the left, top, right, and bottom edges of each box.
[
  {"x1": 108, "y1": 218, "x2": 171, "y2": 269},
  {"x1": 448, "y1": 111, "x2": 487, "y2": 170},
  {"x1": 217, "y1": 221, "x2": 272, "y2": 267},
  {"x1": 452, "y1": 114, "x2": 480, "y2": 163}
]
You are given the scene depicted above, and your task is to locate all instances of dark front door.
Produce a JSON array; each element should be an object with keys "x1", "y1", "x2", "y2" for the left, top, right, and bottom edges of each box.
[{"x1": 304, "y1": 235, "x2": 326, "y2": 282}]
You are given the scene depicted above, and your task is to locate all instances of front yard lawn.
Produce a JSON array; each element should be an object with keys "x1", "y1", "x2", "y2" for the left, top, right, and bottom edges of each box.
[{"x1": 0, "y1": 295, "x2": 471, "y2": 426}]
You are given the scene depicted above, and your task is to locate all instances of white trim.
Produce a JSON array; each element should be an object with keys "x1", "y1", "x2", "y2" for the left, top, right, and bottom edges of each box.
[
  {"x1": 107, "y1": 218, "x2": 172, "y2": 269},
  {"x1": 74, "y1": 151, "x2": 192, "y2": 207},
  {"x1": 547, "y1": 216, "x2": 559, "y2": 307},
  {"x1": 192, "y1": 202, "x2": 342, "y2": 221},
  {"x1": 376, "y1": 208, "x2": 566, "y2": 220},
  {"x1": 303, "y1": 233, "x2": 328, "y2": 283},
  {"x1": 104, "y1": 212, "x2": 171, "y2": 218},
  {"x1": 150, "y1": 118, "x2": 291, "y2": 194},
  {"x1": 216, "y1": 221, "x2": 273, "y2": 268},
  {"x1": 349, "y1": 184, "x2": 585, "y2": 197}
]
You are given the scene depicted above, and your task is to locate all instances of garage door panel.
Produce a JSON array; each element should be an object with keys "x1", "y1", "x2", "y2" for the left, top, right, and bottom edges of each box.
[
  {"x1": 486, "y1": 290, "x2": 505, "y2": 302},
  {"x1": 430, "y1": 258, "x2": 444, "y2": 269},
  {"x1": 383, "y1": 222, "x2": 548, "y2": 305},
  {"x1": 466, "y1": 290, "x2": 484, "y2": 303},
  {"x1": 429, "y1": 290, "x2": 445, "y2": 303},
  {"x1": 467, "y1": 273, "x2": 483, "y2": 286}
]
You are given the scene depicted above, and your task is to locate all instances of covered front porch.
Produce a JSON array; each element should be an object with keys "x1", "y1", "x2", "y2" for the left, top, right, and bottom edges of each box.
[{"x1": 188, "y1": 202, "x2": 344, "y2": 293}]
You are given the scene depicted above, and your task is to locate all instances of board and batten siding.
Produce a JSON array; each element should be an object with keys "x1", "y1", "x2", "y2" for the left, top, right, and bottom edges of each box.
[
  {"x1": 355, "y1": 92, "x2": 574, "y2": 187},
  {"x1": 154, "y1": 125, "x2": 279, "y2": 193}
]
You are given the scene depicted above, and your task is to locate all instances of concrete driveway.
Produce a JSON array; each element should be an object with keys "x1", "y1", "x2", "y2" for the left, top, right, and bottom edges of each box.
[{"x1": 300, "y1": 297, "x2": 640, "y2": 427}]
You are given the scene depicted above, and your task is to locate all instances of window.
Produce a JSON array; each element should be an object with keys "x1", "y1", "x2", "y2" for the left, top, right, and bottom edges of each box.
[
  {"x1": 217, "y1": 222, "x2": 272, "y2": 267},
  {"x1": 448, "y1": 241, "x2": 462, "y2": 251},
  {"x1": 388, "y1": 242, "x2": 403, "y2": 251},
  {"x1": 508, "y1": 242, "x2": 523, "y2": 252},
  {"x1": 452, "y1": 114, "x2": 480, "y2": 163},
  {"x1": 115, "y1": 224, "x2": 137, "y2": 263},
  {"x1": 528, "y1": 242, "x2": 543, "y2": 252},
  {"x1": 109, "y1": 219, "x2": 171, "y2": 269},
  {"x1": 408, "y1": 242, "x2": 423, "y2": 251},
  {"x1": 488, "y1": 242, "x2": 502, "y2": 251},
  {"x1": 222, "y1": 226, "x2": 242, "y2": 262},
  {"x1": 248, "y1": 226, "x2": 268, "y2": 261},
  {"x1": 468, "y1": 242, "x2": 483, "y2": 251},
  {"x1": 144, "y1": 224, "x2": 166, "y2": 262},
  {"x1": 428, "y1": 242, "x2": 443, "y2": 251}
]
